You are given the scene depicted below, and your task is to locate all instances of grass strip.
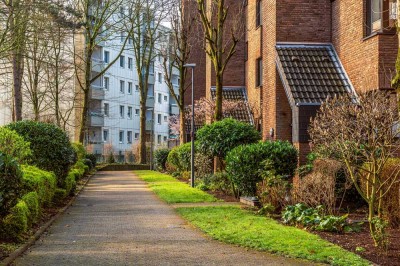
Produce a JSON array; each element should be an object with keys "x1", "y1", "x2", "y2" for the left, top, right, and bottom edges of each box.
[
  {"x1": 176, "y1": 206, "x2": 370, "y2": 266},
  {"x1": 134, "y1": 170, "x2": 217, "y2": 204}
]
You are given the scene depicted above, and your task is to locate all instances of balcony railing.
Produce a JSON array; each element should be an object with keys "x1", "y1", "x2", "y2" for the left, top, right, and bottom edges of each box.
[
  {"x1": 90, "y1": 84, "x2": 105, "y2": 100},
  {"x1": 88, "y1": 112, "x2": 104, "y2": 127},
  {"x1": 145, "y1": 120, "x2": 153, "y2": 131},
  {"x1": 170, "y1": 104, "x2": 179, "y2": 115},
  {"x1": 146, "y1": 95, "x2": 154, "y2": 108},
  {"x1": 92, "y1": 58, "x2": 105, "y2": 73}
]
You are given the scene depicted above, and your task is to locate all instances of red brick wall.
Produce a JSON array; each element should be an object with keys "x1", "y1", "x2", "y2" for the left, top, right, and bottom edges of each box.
[{"x1": 276, "y1": 0, "x2": 332, "y2": 43}]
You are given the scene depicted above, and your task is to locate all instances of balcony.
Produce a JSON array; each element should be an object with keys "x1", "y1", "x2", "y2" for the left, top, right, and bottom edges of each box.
[
  {"x1": 95, "y1": 35, "x2": 106, "y2": 47},
  {"x1": 88, "y1": 112, "x2": 104, "y2": 127},
  {"x1": 92, "y1": 58, "x2": 105, "y2": 73},
  {"x1": 90, "y1": 84, "x2": 105, "y2": 100},
  {"x1": 145, "y1": 120, "x2": 153, "y2": 131},
  {"x1": 146, "y1": 95, "x2": 154, "y2": 108},
  {"x1": 170, "y1": 104, "x2": 179, "y2": 115},
  {"x1": 148, "y1": 74, "x2": 155, "y2": 84}
]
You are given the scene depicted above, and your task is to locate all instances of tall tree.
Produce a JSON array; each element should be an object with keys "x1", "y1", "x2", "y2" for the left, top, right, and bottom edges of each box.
[
  {"x1": 125, "y1": 0, "x2": 170, "y2": 164},
  {"x1": 73, "y1": 0, "x2": 130, "y2": 142},
  {"x1": 196, "y1": 0, "x2": 245, "y2": 121},
  {"x1": 161, "y1": 0, "x2": 195, "y2": 144}
]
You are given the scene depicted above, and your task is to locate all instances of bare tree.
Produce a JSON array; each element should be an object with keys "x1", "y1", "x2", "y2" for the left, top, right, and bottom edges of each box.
[
  {"x1": 125, "y1": 0, "x2": 170, "y2": 164},
  {"x1": 309, "y1": 90, "x2": 400, "y2": 248},
  {"x1": 196, "y1": 0, "x2": 245, "y2": 121},
  {"x1": 160, "y1": 0, "x2": 195, "y2": 144},
  {"x1": 73, "y1": 0, "x2": 130, "y2": 142}
]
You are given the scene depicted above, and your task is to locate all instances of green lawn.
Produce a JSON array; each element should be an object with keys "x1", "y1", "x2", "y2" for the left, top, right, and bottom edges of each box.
[
  {"x1": 134, "y1": 170, "x2": 217, "y2": 204},
  {"x1": 177, "y1": 206, "x2": 370, "y2": 266}
]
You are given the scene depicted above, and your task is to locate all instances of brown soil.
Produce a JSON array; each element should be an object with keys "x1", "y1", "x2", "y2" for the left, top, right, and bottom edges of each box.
[
  {"x1": 208, "y1": 190, "x2": 238, "y2": 202},
  {"x1": 315, "y1": 224, "x2": 400, "y2": 266}
]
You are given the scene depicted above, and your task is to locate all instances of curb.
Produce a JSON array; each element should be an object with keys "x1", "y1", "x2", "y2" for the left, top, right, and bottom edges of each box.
[{"x1": 1, "y1": 172, "x2": 95, "y2": 266}]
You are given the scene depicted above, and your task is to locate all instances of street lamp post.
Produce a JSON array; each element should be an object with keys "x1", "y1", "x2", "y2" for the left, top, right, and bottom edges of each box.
[{"x1": 183, "y1": 63, "x2": 196, "y2": 188}]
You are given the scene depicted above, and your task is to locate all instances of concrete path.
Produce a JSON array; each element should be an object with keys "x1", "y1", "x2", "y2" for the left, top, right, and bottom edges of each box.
[{"x1": 14, "y1": 171, "x2": 312, "y2": 266}]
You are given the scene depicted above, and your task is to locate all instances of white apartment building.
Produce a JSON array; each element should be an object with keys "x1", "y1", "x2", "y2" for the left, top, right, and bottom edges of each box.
[{"x1": 87, "y1": 24, "x2": 180, "y2": 159}]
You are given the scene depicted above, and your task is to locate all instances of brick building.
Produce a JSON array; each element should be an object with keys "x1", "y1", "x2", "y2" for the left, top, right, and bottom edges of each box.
[{"x1": 188, "y1": 0, "x2": 399, "y2": 163}]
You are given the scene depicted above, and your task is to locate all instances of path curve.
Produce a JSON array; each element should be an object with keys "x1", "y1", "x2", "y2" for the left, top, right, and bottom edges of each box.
[{"x1": 14, "y1": 171, "x2": 312, "y2": 266}]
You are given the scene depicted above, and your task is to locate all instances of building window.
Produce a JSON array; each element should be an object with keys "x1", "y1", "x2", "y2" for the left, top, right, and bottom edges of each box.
[
  {"x1": 164, "y1": 115, "x2": 168, "y2": 122},
  {"x1": 120, "y1": 105, "x2": 125, "y2": 118},
  {"x1": 104, "y1": 103, "x2": 109, "y2": 116},
  {"x1": 163, "y1": 136, "x2": 167, "y2": 142},
  {"x1": 157, "y1": 114, "x2": 161, "y2": 124},
  {"x1": 127, "y1": 106, "x2": 132, "y2": 119},
  {"x1": 164, "y1": 95, "x2": 168, "y2": 102},
  {"x1": 120, "y1": 55, "x2": 125, "y2": 68},
  {"x1": 128, "y1": 82, "x2": 132, "y2": 94},
  {"x1": 119, "y1": 6, "x2": 124, "y2": 17},
  {"x1": 127, "y1": 131, "x2": 132, "y2": 143},
  {"x1": 256, "y1": 58, "x2": 263, "y2": 87},
  {"x1": 135, "y1": 85, "x2": 139, "y2": 91},
  {"x1": 149, "y1": 61, "x2": 154, "y2": 75},
  {"x1": 120, "y1": 31, "x2": 124, "y2": 43},
  {"x1": 119, "y1": 130, "x2": 124, "y2": 143},
  {"x1": 134, "y1": 132, "x2": 139, "y2": 139},
  {"x1": 158, "y1": 93, "x2": 162, "y2": 103},
  {"x1": 158, "y1": 72, "x2": 162, "y2": 83},
  {"x1": 104, "y1": 77, "x2": 109, "y2": 90},
  {"x1": 104, "y1": 51, "x2": 110, "y2": 63},
  {"x1": 157, "y1": 135, "x2": 161, "y2": 144},
  {"x1": 120, "y1": 80, "x2": 125, "y2": 93},
  {"x1": 135, "y1": 109, "x2": 139, "y2": 115},
  {"x1": 103, "y1": 130, "x2": 109, "y2": 142},
  {"x1": 128, "y1": 57, "x2": 133, "y2": 69},
  {"x1": 256, "y1": 0, "x2": 262, "y2": 27}
]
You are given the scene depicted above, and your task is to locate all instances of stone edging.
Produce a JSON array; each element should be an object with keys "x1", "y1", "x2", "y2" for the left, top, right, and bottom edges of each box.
[{"x1": 0, "y1": 172, "x2": 95, "y2": 266}]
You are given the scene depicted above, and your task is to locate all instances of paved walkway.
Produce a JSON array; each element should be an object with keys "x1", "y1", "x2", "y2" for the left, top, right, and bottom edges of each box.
[{"x1": 14, "y1": 171, "x2": 312, "y2": 266}]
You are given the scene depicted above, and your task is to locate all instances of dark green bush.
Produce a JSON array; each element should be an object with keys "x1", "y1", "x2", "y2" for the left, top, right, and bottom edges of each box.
[
  {"x1": 0, "y1": 127, "x2": 32, "y2": 163},
  {"x1": 154, "y1": 148, "x2": 170, "y2": 171},
  {"x1": 83, "y1": 158, "x2": 93, "y2": 170},
  {"x1": 226, "y1": 141, "x2": 298, "y2": 196},
  {"x1": 196, "y1": 118, "x2": 261, "y2": 159},
  {"x1": 0, "y1": 152, "x2": 24, "y2": 216},
  {"x1": 7, "y1": 121, "x2": 76, "y2": 186},
  {"x1": 85, "y1": 154, "x2": 97, "y2": 168},
  {"x1": 1, "y1": 200, "x2": 29, "y2": 240},
  {"x1": 167, "y1": 143, "x2": 193, "y2": 173},
  {"x1": 21, "y1": 165, "x2": 57, "y2": 207},
  {"x1": 21, "y1": 192, "x2": 39, "y2": 225}
]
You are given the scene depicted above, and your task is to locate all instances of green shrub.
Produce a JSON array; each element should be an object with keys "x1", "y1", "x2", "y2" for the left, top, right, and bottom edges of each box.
[
  {"x1": 21, "y1": 165, "x2": 57, "y2": 207},
  {"x1": 1, "y1": 200, "x2": 29, "y2": 240},
  {"x1": 196, "y1": 118, "x2": 261, "y2": 159},
  {"x1": 226, "y1": 141, "x2": 298, "y2": 196},
  {"x1": 85, "y1": 154, "x2": 97, "y2": 168},
  {"x1": 154, "y1": 148, "x2": 170, "y2": 171},
  {"x1": 167, "y1": 143, "x2": 192, "y2": 173},
  {"x1": 282, "y1": 203, "x2": 349, "y2": 233},
  {"x1": 21, "y1": 192, "x2": 39, "y2": 225},
  {"x1": 209, "y1": 172, "x2": 234, "y2": 195},
  {"x1": 0, "y1": 127, "x2": 32, "y2": 163},
  {"x1": 0, "y1": 152, "x2": 24, "y2": 216},
  {"x1": 6, "y1": 121, "x2": 76, "y2": 186},
  {"x1": 70, "y1": 168, "x2": 82, "y2": 181},
  {"x1": 65, "y1": 172, "x2": 76, "y2": 196},
  {"x1": 53, "y1": 188, "x2": 67, "y2": 204},
  {"x1": 72, "y1": 160, "x2": 87, "y2": 179},
  {"x1": 83, "y1": 158, "x2": 93, "y2": 170},
  {"x1": 71, "y1": 142, "x2": 86, "y2": 160}
]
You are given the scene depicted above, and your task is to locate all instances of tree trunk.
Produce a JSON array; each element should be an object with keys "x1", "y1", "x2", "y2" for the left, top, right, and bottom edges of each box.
[
  {"x1": 179, "y1": 109, "x2": 186, "y2": 144},
  {"x1": 79, "y1": 87, "x2": 90, "y2": 143},
  {"x1": 214, "y1": 73, "x2": 223, "y2": 121},
  {"x1": 139, "y1": 97, "x2": 147, "y2": 164},
  {"x1": 12, "y1": 52, "x2": 23, "y2": 121}
]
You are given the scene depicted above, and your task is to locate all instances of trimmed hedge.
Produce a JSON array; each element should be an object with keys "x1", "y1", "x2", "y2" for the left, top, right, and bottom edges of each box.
[
  {"x1": 72, "y1": 142, "x2": 86, "y2": 160},
  {"x1": 21, "y1": 192, "x2": 39, "y2": 225},
  {"x1": 6, "y1": 121, "x2": 76, "y2": 186},
  {"x1": 154, "y1": 148, "x2": 170, "y2": 171},
  {"x1": 0, "y1": 152, "x2": 24, "y2": 216},
  {"x1": 1, "y1": 200, "x2": 29, "y2": 240},
  {"x1": 196, "y1": 118, "x2": 261, "y2": 158},
  {"x1": 21, "y1": 165, "x2": 57, "y2": 207},
  {"x1": 167, "y1": 143, "x2": 192, "y2": 173},
  {"x1": 65, "y1": 172, "x2": 76, "y2": 196},
  {"x1": 226, "y1": 141, "x2": 298, "y2": 196},
  {"x1": 0, "y1": 127, "x2": 32, "y2": 163},
  {"x1": 86, "y1": 154, "x2": 97, "y2": 168}
]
